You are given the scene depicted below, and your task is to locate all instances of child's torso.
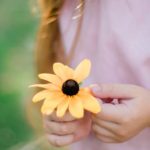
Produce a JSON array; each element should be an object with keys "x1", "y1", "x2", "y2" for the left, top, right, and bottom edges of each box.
[{"x1": 60, "y1": 0, "x2": 150, "y2": 149}]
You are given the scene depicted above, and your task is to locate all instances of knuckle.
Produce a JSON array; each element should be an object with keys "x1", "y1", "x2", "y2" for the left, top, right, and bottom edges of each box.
[
  {"x1": 92, "y1": 124, "x2": 98, "y2": 133},
  {"x1": 117, "y1": 129, "x2": 128, "y2": 140},
  {"x1": 108, "y1": 84, "x2": 115, "y2": 94},
  {"x1": 43, "y1": 122, "x2": 51, "y2": 133},
  {"x1": 50, "y1": 113, "x2": 60, "y2": 122},
  {"x1": 95, "y1": 134, "x2": 101, "y2": 140},
  {"x1": 50, "y1": 140, "x2": 62, "y2": 147},
  {"x1": 110, "y1": 128, "x2": 127, "y2": 143},
  {"x1": 108, "y1": 85, "x2": 115, "y2": 94},
  {"x1": 54, "y1": 139, "x2": 63, "y2": 147},
  {"x1": 65, "y1": 112, "x2": 75, "y2": 121},
  {"x1": 117, "y1": 138, "x2": 126, "y2": 143},
  {"x1": 59, "y1": 124, "x2": 68, "y2": 134},
  {"x1": 95, "y1": 135, "x2": 108, "y2": 143},
  {"x1": 116, "y1": 134, "x2": 128, "y2": 143},
  {"x1": 48, "y1": 136, "x2": 63, "y2": 147},
  {"x1": 101, "y1": 84, "x2": 116, "y2": 96}
]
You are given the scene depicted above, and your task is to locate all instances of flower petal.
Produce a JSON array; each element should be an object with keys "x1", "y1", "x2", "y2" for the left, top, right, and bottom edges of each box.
[
  {"x1": 38, "y1": 73, "x2": 62, "y2": 87},
  {"x1": 78, "y1": 91, "x2": 101, "y2": 114},
  {"x1": 53, "y1": 63, "x2": 74, "y2": 81},
  {"x1": 29, "y1": 84, "x2": 60, "y2": 91},
  {"x1": 56, "y1": 96, "x2": 70, "y2": 117},
  {"x1": 53, "y1": 63, "x2": 66, "y2": 80},
  {"x1": 32, "y1": 90, "x2": 49, "y2": 103},
  {"x1": 64, "y1": 66, "x2": 74, "y2": 79},
  {"x1": 69, "y1": 96, "x2": 84, "y2": 118},
  {"x1": 46, "y1": 91, "x2": 65, "y2": 101},
  {"x1": 41, "y1": 94, "x2": 64, "y2": 115},
  {"x1": 73, "y1": 59, "x2": 91, "y2": 83},
  {"x1": 41, "y1": 100, "x2": 54, "y2": 115}
]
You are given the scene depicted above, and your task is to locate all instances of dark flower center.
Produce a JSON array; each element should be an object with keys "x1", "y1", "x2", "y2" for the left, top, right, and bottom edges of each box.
[{"x1": 62, "y1": 79, "x2": 79, "y2": 96}]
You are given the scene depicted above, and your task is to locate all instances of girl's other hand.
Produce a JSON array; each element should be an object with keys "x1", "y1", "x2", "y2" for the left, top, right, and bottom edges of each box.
[
  {"x1": 43, "y1": 111, "x2": 91, "y2": 147},
  {"x1": 90, "y1": 84, "x2": 150, "y2": 143}
]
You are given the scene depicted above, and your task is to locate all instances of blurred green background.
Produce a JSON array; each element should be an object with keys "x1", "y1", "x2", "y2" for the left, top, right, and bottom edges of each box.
[
  {"x1": 0, "y1": 0, "x2": 37, "y2": 149},
  {"x1": 0, "y1": 0, "x2": 66, "y2": 150}
]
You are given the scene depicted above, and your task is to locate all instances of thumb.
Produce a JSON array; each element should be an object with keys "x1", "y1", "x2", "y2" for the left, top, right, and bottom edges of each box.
[{"x1": 90, "y1": 83, "x2": 142, "y2": 99}]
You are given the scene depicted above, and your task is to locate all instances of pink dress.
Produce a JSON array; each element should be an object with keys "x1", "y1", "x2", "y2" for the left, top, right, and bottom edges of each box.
[{"x1": 59, "y1": 0, "x2": 150, "y2": 150}]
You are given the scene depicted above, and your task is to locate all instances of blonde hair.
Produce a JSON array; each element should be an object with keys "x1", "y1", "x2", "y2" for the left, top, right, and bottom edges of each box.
[
  {"x1": 36, "y1": 0, "x2": 84, "y2": 75},
  {"x1": 36, "y1": 0, "x2": 65, "y2": 75}
]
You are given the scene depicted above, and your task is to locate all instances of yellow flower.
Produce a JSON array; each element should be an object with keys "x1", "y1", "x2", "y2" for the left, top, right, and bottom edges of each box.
[{"x1": 30, "y1": 59, "x2": 101, "y2": 118}]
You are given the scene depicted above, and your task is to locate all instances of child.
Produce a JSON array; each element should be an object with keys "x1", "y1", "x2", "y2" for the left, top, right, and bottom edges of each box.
[{"x1": 36, "y1": 0, "x2": 150, "y2": 149}]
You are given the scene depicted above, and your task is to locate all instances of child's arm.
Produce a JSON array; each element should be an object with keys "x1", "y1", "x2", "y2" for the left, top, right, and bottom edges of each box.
[
  {"x1": 43, "y1": 111, "x2": 91, "y2": 147},
  {"x1": 90, "y1": 84, "x2": 150, "y2": 143}
]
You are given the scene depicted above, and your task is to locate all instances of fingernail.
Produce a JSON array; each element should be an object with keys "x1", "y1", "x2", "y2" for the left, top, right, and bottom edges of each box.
[{"x1": 90, "y1": 84, "x2": 101, "y2": 94}]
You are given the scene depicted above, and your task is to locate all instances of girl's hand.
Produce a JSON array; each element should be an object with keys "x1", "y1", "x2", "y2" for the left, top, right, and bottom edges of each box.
[
  {"x1": 43, "y1": 111, "x2": 91, "y2": 147},
  {"x1": 90, "y1": 84, "x2": 150, "y2": 143}
]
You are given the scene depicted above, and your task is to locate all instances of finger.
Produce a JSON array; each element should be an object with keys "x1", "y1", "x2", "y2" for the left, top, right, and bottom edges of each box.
[
  {"x1": 47, "y1": 134, "x2": 74, "y2": 147},
  {"x1": 95, "y1": 134, "x2": 117, "y2": 143},
  {"x1": 90, "y1": 84, "x2": 143, "y2": 99},
  {"x1": 92, "y1": 117, "x2": 120, "y2": 134},
  {"x1": 44, "y1": 120, "x2": 79, "y2": 135},
  {"x1": 92, "y1": 124, "x2": 116, "y2": 138},
  {"x1": 93, "y1": 103, "x2": 125, "y2": 123},
  {"x1": 74, "y1": 115, "x2": 91, "y2": 141},
  {"x1": 43, "y1": 111, "x2": 76, "y2": 122}
]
